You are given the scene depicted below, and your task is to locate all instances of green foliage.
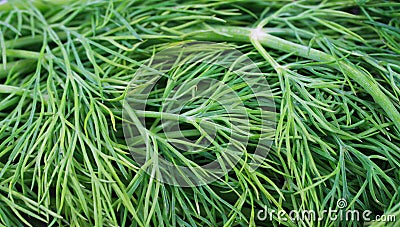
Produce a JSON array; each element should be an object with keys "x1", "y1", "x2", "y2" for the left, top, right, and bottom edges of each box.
[{"x1": 0, "y1": 0, "x2": 399, "y2": 226}]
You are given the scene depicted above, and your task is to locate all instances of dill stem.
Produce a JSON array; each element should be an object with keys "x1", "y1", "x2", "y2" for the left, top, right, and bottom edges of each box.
[
  {"x1": 5, "y1": 49, "x2": 41, "y2": 59},
  {"x1": 4, "y1": 33, "x2": 68, "y2": 49},
  {"x1": 187, "y1": 26, "x2": 400, "y2": 131},
  {"x1": 0, "y1": 59, "x2": 37, "y2": 79}
]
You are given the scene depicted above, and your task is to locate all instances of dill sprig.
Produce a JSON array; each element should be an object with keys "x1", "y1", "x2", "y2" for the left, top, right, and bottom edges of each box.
[{"x1": 0, "y1": 0, "x2": 399, "y2": 226}]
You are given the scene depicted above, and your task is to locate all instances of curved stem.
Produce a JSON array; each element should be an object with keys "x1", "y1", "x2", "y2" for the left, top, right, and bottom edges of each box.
[
  {"x1": 185, "y1": 26, "x2": 400, "y2": 131},
  {"x1": 0, "y1": 59, "x2": 37, "y2": 79},
  {"x1": 0, "y1": 0, "x2": 76, "y2": 11}
]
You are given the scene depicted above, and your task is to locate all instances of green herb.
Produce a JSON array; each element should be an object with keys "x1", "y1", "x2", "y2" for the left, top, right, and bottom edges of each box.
[{"x1": 0, "y1": 0, "x2": 399, "y2": 226}]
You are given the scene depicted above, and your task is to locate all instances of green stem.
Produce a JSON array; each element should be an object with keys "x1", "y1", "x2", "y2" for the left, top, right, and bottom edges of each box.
[
  {"x1": 0, "y1": 59, "x2": 37, "y2": 79},
  {"x1": 5, "y1": 49, "x2": 41, "y2": 59},
  {"x1": 185, "y1": 26, "x2": 400, "y2": 131},
  {"x1": 4, "y1": 32, "x2": 68, "y2": 49},
  {"x1": 0, "y1": 84, "x2": 26, "y2": 94},
  {"x1": 0, "y1": 0, "x2": 77, "y2": 11}
]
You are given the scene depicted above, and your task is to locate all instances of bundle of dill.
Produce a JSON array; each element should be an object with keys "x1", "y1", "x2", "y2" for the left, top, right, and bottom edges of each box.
[{"x1": 0, "y1": 0, "x2": 400, "y2": 226}]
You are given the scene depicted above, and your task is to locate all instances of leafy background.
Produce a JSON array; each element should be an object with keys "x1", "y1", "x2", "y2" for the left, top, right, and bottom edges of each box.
[{"x1": 0, "y1": 0, "x2": 399, "y2": 226}]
